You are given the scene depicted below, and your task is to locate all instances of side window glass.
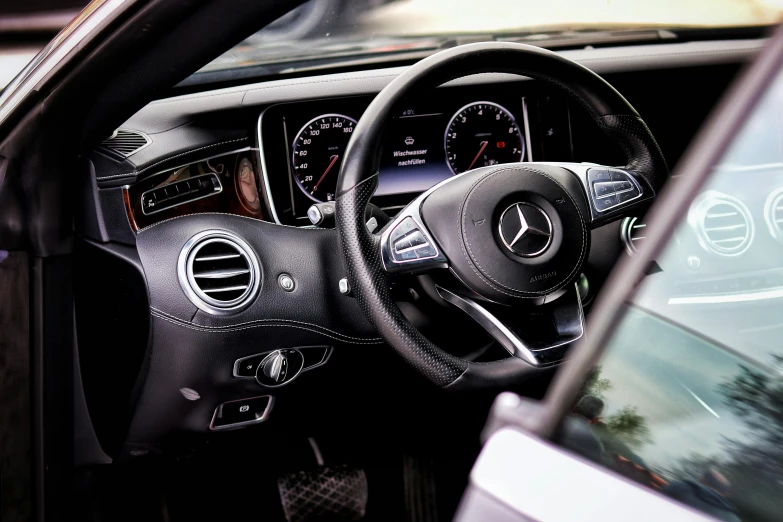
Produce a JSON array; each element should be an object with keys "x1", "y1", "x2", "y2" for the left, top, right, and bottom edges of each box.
[{"x1": 557, "y1": 69, "x2": 783, "y2": 522}]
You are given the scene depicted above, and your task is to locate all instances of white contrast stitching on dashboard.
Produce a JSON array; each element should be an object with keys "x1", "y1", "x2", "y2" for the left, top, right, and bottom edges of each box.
[
  {"x1": 150, "y1": 310, "x2": 384, "y2": 344},
  {"x1": 94, "y1": 172, "x2": 137, "y2": 180},
  {"x1": 96, "y1": 137, "x2": 249, "y2": 180},
  {"x1": 136, "y1": 211, "x2": 333, "y2": 233},
  {"x1": 150, "y1": 306, "x2": 382, "y2": 341}
]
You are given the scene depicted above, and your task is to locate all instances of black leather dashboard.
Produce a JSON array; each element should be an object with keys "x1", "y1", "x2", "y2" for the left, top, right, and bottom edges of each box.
[
  {"x1": 82, "y1": 38, "x2": 762, "y2": 245},
  {"x1": 73, "y1": 37, "x2": 763, "y2": 456}
]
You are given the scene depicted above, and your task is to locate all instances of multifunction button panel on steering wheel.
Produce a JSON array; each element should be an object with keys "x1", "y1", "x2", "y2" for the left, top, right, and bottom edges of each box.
[
  {"x1": 390, "y1": 217, "x2": 438, "y2": 262},
  {"x1": 587, "y1": 168, "x2": 643, "y2": 212}
]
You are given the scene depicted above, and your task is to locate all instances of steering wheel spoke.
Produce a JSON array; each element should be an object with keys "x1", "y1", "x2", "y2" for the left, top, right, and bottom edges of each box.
[
  {"x1": 528, "y1": 162, "x2": 654, "y2": 227},
  {"x1": 436, "y1": 283, "x2": 584, "y2": 367}
]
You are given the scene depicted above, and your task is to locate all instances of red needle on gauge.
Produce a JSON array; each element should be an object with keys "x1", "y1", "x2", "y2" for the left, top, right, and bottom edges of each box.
[
  {"x1": 313, "y1": 154, "x2": 339, "y2": 193},
  {"x1": 467, "y1": 141, "x2": 488, "y2": 170}
]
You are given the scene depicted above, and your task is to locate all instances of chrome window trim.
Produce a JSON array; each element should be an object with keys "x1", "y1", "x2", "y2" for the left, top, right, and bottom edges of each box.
[{"x1": 0, "y1": 0, "x2": 137, "y2": 128}]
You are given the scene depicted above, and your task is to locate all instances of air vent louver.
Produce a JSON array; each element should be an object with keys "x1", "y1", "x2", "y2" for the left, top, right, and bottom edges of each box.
[
  {"x1": 101, "y1": 129, "x2": 151, "y2": 158},
  {"x1": 178, "y1": 231, "x2": 260, "y2": 315},
  {"x1": 689, "y1": 192, "x2": 753, "y2": 257},
  {"x1": 620, "y1": 216, "x2": 646, "y2": 255},
  {"x1": 764, "y1": 187, "x2": 783, "y2": 244}
]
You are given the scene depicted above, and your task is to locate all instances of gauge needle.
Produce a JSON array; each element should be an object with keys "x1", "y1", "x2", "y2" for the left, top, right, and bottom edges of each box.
[
  {"x1": 467, "y1": 141, "x2": 488, "y2": 171},
  {"x1": 313, "y1": 155, "x2": 339, "y2": 193}
]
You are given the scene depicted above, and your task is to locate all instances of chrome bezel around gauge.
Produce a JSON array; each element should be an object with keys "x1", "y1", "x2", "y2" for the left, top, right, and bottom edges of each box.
[{"x1": 291, "y1": 113, "x2": 358, "y2": 203}]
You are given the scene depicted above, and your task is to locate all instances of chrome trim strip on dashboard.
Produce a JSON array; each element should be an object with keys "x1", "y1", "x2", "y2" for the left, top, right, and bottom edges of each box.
[
  {"x1": 714, "y1": 161, "x2": 783, "y2": 172},
  {"x1": 521, "y1": 96, "x2": 534, "y2": 162},
  {"x1": 0, "y1": 0, "x2": 137, "y2": 127},
  {"x1": 668, "y1": 286, "x2": 783, "y2": 305},
  {"x1": 257, "y1": 108, "x2": 283, "y2": 224}
]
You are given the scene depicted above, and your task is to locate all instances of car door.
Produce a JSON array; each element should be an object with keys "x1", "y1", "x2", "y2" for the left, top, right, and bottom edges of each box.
[{"x1": 455, "y1": 22, "x2": 783, "y2": 522}]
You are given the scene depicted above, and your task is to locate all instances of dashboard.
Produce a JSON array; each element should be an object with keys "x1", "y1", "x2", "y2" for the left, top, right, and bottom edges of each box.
[
  {"x1": 259, "y1": 83, "x2": 573, "y2": 225},
  {"x1": 73, "y1": 39, "x2": 762, "y2": 457}
]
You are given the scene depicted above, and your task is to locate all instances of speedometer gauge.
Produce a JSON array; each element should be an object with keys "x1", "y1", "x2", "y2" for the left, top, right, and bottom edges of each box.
[
  {"x1": 292, "y1": 113, "x2": 357, "y2": 202},
  {"x1": 444, "y1": 102, "x2": 524, "y2": 175}
]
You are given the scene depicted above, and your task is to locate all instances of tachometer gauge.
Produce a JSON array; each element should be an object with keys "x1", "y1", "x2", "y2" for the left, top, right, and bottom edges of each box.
[
  {"x1": 291, "y1": 114, "x2": 357, "y2": 202},
  {"x1": 444, "y1": 102, "x2": 524, "y2": 175}
]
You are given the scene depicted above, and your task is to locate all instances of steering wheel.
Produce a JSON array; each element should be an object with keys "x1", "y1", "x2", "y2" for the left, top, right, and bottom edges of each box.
[{"x1": 335, "y1": 42, "x2": 668, "y2": 391}]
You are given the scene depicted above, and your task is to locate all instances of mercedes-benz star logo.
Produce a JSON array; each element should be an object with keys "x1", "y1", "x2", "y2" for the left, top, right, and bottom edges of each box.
[{"x1": 498, "y1": 203, "x2": 553, "y2": 257}]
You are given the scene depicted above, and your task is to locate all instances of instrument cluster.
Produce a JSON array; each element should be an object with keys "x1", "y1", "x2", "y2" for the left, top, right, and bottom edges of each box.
[
  {"x1": 290, "y1": 101, "x2": 527, "y2": 204},
  {"x1": 259, "y1": 84, "x2": 574, "y2": 225}
]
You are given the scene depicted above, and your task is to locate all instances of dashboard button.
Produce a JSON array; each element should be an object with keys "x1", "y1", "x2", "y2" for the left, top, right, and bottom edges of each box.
[
  {"x1": 587, "y1": 168, "x2": 612, "y2": 183},
  {"x1": 234, "y1": 353, "x2": 268, "y2": 378},
  {"x1": 594, "y1": 193, "x2": 620, "y2": 212},
  {"x1": 394, "y1": 237, "x2": 413, "y2": 252},
  {"x1": 609, "y1": 170, "x2": 629, "y2": 182},
  {"x1": 398, "y1": 249, "x2": 418, "y2": 261},
  {"x1": 593, "y1": 182, "x2": 615, "y2": 198},
  {"x1": 211, "y1": 396, "x2": 271, "y2": 429},
  {"x1": 390, "y1": 217, "x2": 419, "y2": 242},
  {"x1": 407, "y1": 231, "x2": 427, "y2": 248},
  {"x1": 415, "y1": 245, "x2": 437, "y2": 259},
  {"x1": 612, "y1": 180, "x2": 633, "y2": 193},
  {"x1": 616, "y1": 189, "x2": 639, "y2": 204}
]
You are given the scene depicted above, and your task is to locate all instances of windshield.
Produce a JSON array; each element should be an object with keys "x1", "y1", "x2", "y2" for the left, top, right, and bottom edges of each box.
[{"x1": 197, "y1": 0, "x2": 783, "y2": 79}]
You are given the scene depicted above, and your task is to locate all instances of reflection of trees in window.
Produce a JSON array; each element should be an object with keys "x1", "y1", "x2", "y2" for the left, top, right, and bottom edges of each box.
[
  {"x1": 583, "y1": 365, "x2": 612, "y2": 399},
  {"x1": 577, "y1": 367, "x2": 657, "y2": 487},
  {"x1": 581, "y1": 366, "x2": 651, "y2": 451},
  {"x1": 669, "y1": 362, "x2": 783, "y2": 522},
  {"x1": 604, "y1": 406, "x2": 651, "y2": 451}
]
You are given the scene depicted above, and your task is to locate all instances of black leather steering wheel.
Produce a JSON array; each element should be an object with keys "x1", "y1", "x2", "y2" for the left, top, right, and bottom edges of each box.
[{"x1": 335, "y1": 42, "x2": 668, "y2": 391}]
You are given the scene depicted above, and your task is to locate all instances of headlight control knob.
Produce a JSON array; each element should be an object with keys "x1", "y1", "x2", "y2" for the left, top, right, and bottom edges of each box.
[{"x1": 256, "y1": 349, "x2": 304, "y2": 387}]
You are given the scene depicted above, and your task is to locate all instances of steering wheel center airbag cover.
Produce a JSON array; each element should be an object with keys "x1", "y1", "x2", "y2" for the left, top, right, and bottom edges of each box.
[{"x1": 422, "y1": 164, "x2": 589, "y2": 301}]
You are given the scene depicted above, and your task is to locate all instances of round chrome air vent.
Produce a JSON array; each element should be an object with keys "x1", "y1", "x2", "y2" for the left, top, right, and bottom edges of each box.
[
  {"x1": 620, "y1": 216, "x2": 646, "y2": 255},
  {"x1": 688, "y1": 191, "x2": 753, "y2": 257},
  {"x1": 764, "y1": 187, "x2": 783, "y2": 244},
  {"x1": 178, "y1": 230, "x2": 261, "y2": 315}
]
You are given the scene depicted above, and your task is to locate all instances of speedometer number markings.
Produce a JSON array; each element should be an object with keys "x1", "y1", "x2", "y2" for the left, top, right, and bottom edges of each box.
[{"x1": 292, "y1": 114, "x2": 357, "y2": 202}]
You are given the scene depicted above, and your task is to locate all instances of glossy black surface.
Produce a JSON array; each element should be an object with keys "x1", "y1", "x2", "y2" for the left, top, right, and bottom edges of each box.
[{"x1": 445, "y1": 102, "x2": 524, "y2": 174}]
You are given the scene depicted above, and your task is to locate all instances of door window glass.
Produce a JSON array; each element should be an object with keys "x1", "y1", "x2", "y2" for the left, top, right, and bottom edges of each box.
[{"x1": 558, "y1": 68, "x2": 783, "y2": 522}]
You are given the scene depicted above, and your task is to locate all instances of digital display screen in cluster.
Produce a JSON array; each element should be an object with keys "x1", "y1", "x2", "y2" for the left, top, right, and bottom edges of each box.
[{"x1": 377, "y1": 110, "x2": 452, "y2": 196}]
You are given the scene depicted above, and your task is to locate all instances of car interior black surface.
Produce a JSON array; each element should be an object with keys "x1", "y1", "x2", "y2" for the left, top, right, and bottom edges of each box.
[{"x1": 0, "y1": 1, "x2": 772, "y2": 520}]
